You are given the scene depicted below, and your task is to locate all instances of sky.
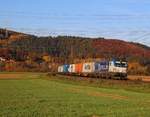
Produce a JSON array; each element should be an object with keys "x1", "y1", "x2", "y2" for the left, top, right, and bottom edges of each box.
[{"x1": 0, "y1": 0, "x2": 150, "y2": 46}]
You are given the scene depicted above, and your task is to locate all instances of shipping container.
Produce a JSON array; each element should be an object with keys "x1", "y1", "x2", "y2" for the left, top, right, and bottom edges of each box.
[
  {"x1": 82, "y1": 62, "x2": 95, "y2": 73},
  {"x1": 63, "y1": 64, "x2": 70, "y2": 73},
  {"x1": 68, "y1": 64, "x2": 75, "y2": 73},
  {"x1": 75, "y1": 63, "x2": 83, "y2": 73},
  {"x1": 94, "y1": 61, "x2": 109, "y2": 73},
  {"x1": 58, "y1": 66, "x2": 61, "y2": 72},
  {"x1": 58, "y1": 65, "x2": 63, "y2": 73}
]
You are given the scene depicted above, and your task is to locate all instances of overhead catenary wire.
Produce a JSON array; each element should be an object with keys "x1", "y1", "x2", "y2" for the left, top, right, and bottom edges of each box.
[{"x1": 0, "y1": 10, "x2": 150, "y2": 46}]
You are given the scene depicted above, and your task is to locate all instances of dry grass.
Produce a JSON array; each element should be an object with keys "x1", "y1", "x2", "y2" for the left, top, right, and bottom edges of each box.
[
  {"x1": 0, "y1": 72, "x2": 44, "y2": 80},
  {"x1": 128, "y1": 75, "x2": 150, "y2": 82},
  {"x1": 0, "y1": 73, "x2": 24, "y2": 79},
  {"x1": 68, "y1": 88, "x2": 128, "y2": 100}
]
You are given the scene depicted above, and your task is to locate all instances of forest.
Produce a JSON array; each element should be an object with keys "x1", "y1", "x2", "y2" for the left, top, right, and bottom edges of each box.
[{"x1": 0, "y1": 29, "x2": 150, "y2": 75}]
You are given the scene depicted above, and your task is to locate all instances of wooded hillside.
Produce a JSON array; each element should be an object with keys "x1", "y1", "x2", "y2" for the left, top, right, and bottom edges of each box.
[{"x1": 0, "y1": 28, "x2": 150, "y2": 75}]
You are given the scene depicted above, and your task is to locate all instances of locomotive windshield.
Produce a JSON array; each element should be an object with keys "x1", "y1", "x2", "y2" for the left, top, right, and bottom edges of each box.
[{"x1": 114, "y1": 61, "x2": 127, "y2": 68}]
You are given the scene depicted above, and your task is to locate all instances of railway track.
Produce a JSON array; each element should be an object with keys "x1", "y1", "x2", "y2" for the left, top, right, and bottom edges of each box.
[{"x1": 55, "y1": 74, "x2": 150, "y2": 83}]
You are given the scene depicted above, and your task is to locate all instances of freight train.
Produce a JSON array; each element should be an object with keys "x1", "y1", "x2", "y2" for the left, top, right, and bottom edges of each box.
[{"x1": 58, "y1": 60, "x2": 128, "y2": 79}]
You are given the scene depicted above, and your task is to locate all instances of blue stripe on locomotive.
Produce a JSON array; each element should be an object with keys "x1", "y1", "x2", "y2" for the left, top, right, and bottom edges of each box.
[
  {"x1": 94, "y1": 61, "x2": 109, "y2": 72},
  {"x1": 63, "y1": 64, "x2": 70, "y2": 72}
]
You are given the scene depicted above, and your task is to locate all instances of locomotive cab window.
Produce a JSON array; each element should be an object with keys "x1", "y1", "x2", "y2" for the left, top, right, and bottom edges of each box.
[{"x1": 114, "y1": 62, "x2": 127, "y2": 67}]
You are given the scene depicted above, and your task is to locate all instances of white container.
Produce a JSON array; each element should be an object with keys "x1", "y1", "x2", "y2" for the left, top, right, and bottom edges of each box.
[
  {"x1": 58, "y1": 65, "x2": 64, "y2": 73},
  {"x1": 60, "y1": 65, "x2": 64, "y2": 72},
  {"x1": 58, "y1": 66, "x2": 60, "y2": 72},
  {"x1": 82, "y1": 62, "x2": 95, "y2": 73},
  {"x1": 58, "y1": 66, "x2": 61, "y2": 72},
  {"x1": 68, "y1": 64, "x2": 75, "y2": 73}
]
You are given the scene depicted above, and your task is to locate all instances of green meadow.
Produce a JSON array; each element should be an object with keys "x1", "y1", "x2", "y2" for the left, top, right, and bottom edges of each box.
[{"x1": 0, "y1": 73, "x2": 149, "y2": 117}]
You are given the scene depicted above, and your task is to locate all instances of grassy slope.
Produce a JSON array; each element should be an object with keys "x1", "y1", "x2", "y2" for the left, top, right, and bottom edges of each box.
[{"x1": 0, "y1": 73, "x2": 149, "y2": 117}]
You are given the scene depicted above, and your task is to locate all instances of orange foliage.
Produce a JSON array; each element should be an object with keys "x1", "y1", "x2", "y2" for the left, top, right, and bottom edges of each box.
[{"x1": 93, "y1": 39, "x2": 150, "y2": 58}]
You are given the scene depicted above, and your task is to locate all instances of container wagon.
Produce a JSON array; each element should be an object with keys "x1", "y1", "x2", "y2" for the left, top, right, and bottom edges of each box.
[
  {"x1": 82, "y1": 62, "x2": 95, "y2": 77},
  {"x1": 75, "y1": 63, "x2": 83, "y2": 75},
  {"x1": 68, "y1": 64, "x2": 76, "y2": 74},
  {"x1": 62, "y1": 64, "x2": 70, "y2": 74},
  {"x1": 94, "y1": 61, "x2": 109, "y2": 78}
]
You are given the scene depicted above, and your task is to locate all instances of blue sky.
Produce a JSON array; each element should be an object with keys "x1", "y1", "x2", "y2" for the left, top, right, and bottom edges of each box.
[{"x1": 0, "y1": 0, "x2": 150, "y2": 46}]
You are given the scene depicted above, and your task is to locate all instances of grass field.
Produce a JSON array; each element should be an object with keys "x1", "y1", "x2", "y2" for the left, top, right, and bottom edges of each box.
[{"x1": 0, "y1": 73, "x2": 150, "y2": 117}]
